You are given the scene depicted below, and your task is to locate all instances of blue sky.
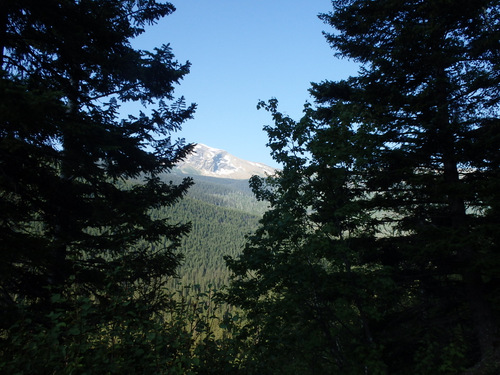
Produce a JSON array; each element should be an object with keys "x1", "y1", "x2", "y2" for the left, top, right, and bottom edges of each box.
[{"x1": 132, "y1": 0, "x2": 357, "y2": 168}]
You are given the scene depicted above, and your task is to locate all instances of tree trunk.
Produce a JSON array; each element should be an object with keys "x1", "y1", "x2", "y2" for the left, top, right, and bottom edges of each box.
[{"x1": 436, "y1": 61, "x2": 498, "y2": 361}]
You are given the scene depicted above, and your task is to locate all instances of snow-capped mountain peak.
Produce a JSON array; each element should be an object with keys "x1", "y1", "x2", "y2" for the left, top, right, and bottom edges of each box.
[{"x1": 175, "y1": 144, "x2": 276, "y2": 180}]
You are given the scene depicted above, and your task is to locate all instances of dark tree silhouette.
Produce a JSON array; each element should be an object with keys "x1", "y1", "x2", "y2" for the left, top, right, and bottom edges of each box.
[
  {"x1": 1, "y1": 0, "x2": 195, "y2": 326},
  {"x1": 226, "y1": 1, "x2": 499, "y2": 373}
]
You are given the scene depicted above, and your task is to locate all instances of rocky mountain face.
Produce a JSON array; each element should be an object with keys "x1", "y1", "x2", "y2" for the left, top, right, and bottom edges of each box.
[{"x1": 175, "y1": 143, "x2": 276, "y2": 180}]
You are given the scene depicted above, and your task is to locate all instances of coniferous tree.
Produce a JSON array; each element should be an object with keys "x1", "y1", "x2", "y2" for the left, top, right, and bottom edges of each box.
[
  {"x1": 226, "y1": 1, "x2": 499, "y2": 373},
  {"x1": 1, "y1": 0, "x2": 194, "y2": 330}
]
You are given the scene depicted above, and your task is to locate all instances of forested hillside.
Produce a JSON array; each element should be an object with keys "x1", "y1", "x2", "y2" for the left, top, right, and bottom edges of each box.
[
  {"x1": 162, "y1": 174, "x2": 264, "y2": 289},
  {"x1": 169, "y1": 173, "x2": 269, "y2": 216},
  {"x1": 127, "y1": 171, "x2": 265, "y2": 290}
]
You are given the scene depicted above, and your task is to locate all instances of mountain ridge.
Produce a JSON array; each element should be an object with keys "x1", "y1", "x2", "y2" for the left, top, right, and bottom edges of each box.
[{"x1": 175, "y1": 143, "x2": 276, "y2": 180}]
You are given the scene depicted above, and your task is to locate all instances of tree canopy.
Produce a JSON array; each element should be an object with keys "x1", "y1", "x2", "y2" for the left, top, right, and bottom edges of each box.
[
  {"x1": 226, "y1": 1, "x2": 500, "y2": 373},
  {"x1": 1, "y1": 0, "x2": 195, "y2": 340}
]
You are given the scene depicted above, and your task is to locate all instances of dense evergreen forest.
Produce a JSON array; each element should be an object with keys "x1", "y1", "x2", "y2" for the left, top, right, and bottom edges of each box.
[
  {"x1": 161, "y1": 174, "x2": 265, "y2": 289},
  {"x1": 1, "y1": 0, "x2": 498, "y2": 374},
  {"x1": 168, "y1": 173, "x2": 269, "y2": 216}
]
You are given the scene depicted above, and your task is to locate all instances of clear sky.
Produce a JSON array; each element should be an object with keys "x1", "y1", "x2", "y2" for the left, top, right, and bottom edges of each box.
[{"x1": 132, "y1": 0, "x2": 358, "y2": 168}]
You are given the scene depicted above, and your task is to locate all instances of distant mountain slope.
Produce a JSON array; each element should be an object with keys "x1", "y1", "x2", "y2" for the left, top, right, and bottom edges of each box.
[
  {"x1": 165, "y1": 196, "x2": 261, "y2": 289},
  {"x1": 175, "y1": 143, "x2": 276, "y2": 180},
  {"x1": 166, "y1": 173, "x2": 269, "y2": 215},
  {"x1": 156, "y1": 172, "x2": 266, "y2": 288}
]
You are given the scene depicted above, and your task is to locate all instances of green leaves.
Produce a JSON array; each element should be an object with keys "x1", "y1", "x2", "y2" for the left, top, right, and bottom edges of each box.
[{"x1": 1, "y1": 284, "x2": 241, "y2": 375}]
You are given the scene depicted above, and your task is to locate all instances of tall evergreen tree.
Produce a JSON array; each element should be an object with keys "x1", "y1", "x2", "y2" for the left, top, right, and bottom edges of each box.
[
  {"x1": 1, "y1": 0, "x2": 194, "y2": 327},
  {"x1": 226, "y1": 1, "x2": 499, "y2": 373}
]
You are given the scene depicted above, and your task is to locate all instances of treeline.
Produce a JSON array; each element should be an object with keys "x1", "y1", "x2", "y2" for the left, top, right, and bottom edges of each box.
[{"x1": 168, "y1": 173, "x2": 269, "y2": 215}]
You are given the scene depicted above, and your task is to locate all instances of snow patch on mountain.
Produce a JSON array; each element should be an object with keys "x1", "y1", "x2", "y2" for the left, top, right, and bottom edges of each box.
[{"x1": 175, "y1": 144, "x2": 276, "y2": 180}]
